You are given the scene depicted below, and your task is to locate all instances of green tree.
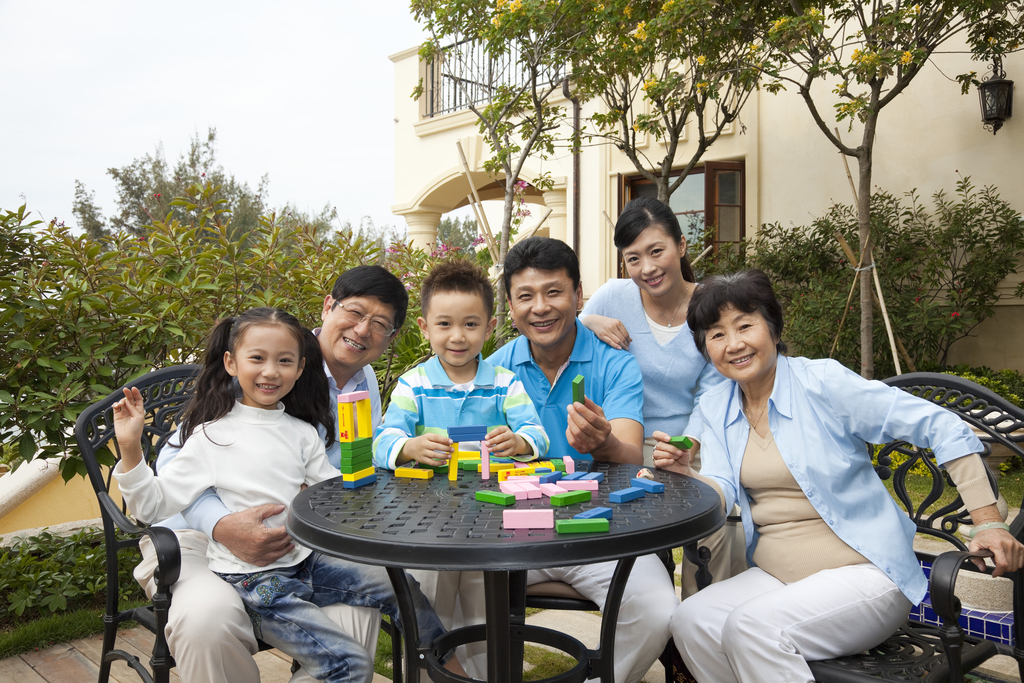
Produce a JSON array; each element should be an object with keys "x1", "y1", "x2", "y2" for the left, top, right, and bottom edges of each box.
[
  {"x1": 71, "y1": 181, "x2": 107, "y2": 241},
  {"x1": 763, "y1": 0, "x2": 1024, "y2": 378},
  {"x1": 412, "y1": 0, "x2": 585, "y2": 326},
  {"x1": 573, "y1": 0, "x2": 778, "y2": 203},
  {"x1": 436, "y1": 215, "x2": 479, "y2": 251}
]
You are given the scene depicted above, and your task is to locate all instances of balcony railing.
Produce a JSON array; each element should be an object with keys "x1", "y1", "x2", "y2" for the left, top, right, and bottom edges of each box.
[{"x1": 423, "y1": 39, "x2": 567, "y2": 118}]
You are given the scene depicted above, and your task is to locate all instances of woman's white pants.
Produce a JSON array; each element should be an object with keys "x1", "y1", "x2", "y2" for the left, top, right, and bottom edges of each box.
[{"x1": 671, "y1": 563, "x2": 912, "y2": 683}]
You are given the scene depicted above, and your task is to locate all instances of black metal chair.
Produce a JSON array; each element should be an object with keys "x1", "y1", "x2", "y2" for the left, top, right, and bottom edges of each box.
[{"x1": 808, "y1": 372, "x2": 1024, "y2": 683}]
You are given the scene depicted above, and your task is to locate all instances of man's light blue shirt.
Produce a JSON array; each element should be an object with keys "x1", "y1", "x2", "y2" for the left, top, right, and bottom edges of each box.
[
  {"x1": 698, "y1": 354, "x2": 983, "y2": 604},
  {"x1": 486, "y1": 319, "x2": 644, "y2": 460}
]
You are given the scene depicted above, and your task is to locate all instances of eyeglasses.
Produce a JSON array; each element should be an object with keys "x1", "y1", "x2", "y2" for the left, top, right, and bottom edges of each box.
[{"x1": 332, "y1": 301, "x2": 396, "y2": 337}]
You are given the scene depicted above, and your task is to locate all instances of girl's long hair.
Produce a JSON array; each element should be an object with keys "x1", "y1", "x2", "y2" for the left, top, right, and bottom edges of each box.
[
  {"x1": 178, "y1": 307, "x2": 336, "y2": 448},
  {"x1": 614, "y1": 196, "x2": 696, "y2": 283}
]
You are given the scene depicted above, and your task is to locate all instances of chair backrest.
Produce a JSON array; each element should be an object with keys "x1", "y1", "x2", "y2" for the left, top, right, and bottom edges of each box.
[
  {"x1": 74, "y1": 365, "x2": 201, "y2": 505},
  {"x1": 880, "y1": 372, "x2": 1024, "y2": 549}
]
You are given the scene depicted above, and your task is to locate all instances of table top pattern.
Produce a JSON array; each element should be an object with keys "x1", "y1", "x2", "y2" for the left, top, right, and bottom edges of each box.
[{"x1": 288, "y1": 461, "x2": 724, "y2": 571}]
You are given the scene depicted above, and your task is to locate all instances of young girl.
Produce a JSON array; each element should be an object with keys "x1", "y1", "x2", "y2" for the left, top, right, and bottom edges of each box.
[{"x1": 112, "y1": 307, "x2": 457, "y2": 683}]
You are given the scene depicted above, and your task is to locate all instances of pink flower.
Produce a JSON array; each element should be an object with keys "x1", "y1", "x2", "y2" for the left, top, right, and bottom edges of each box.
[{"x1": 951, "y1": 311, "x2": 960, "y2": 318}]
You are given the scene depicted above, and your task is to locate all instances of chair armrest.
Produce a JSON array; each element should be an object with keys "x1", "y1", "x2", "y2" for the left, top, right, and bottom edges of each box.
[
  {"x1": 97, "y1": 491, "x2": 182, "y2": 589},
  {"x1": 929, "y1": 549, "x2": 995, "y2": 622}
]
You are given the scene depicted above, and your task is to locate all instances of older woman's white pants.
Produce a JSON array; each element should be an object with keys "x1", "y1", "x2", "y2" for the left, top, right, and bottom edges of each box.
[{"x1": 671, "y1": 564, "x2": 912, "y2": 683}]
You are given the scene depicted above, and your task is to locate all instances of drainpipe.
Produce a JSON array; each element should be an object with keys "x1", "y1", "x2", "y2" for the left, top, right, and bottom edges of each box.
[{"x1": 562, "y1": 77, "x2": 581, "y2": 255}]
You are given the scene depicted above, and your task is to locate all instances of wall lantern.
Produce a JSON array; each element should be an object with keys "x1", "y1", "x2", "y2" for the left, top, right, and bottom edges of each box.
[{"x1": 978, "y1": 56, "x2": 1013, "y2": 135}]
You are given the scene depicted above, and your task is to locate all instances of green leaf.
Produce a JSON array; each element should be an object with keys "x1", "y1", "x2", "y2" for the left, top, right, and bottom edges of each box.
[{"x1": 19, "y1": 433, "x2": 36, "y2": 461}]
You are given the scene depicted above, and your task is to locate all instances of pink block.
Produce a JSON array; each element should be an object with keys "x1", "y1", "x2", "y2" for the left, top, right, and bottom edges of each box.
[
  {"x1": 338, "y1": 391, "x2": 370, "y2": 403},
  {"x1": 518, "y1": 483, "x2": 543, "y2": 499},
  {"x1": 499, "y1": 482, "x2": 524, "y2": 494},
  {"x1": 481, "y1": 443, "x2": 490, "y2": 480},
  {"x1": 557, "y1": 480, "x2": 599, "y2": 491},
  {"x1": 562, "y1": 456, "x2": 575, "y2": 474},
  {"x1": 505, "y1": 475, "x2": 540, "y2": 484},
  {"x1": 503, "y1": 509, "x2": 555, "y2": 529},
  {"x1": 540, "y1": 483, "x2": 566, "y2": 497}
]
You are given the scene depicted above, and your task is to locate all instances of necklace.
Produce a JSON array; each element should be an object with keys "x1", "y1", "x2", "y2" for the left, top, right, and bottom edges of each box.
[
  {"x1": 650, "y1": 283, "x2": 691, "y2": 328},
  {"x1": 744, "y1": 397, "x2": 769, "y2": 431}
]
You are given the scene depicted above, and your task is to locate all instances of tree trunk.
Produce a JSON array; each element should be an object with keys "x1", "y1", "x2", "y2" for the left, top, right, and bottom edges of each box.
[{"x1": 856, "y1": 107, "x2": 879, "y2": 379}]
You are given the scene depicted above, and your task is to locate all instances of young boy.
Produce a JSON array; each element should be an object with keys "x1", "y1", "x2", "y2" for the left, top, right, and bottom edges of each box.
[
  {"x1": 373, "y1": 258, "x2": 548, "y2": 469},
  {"x1": 372, "y1": 258, "x2": 549, "y2": 678}
]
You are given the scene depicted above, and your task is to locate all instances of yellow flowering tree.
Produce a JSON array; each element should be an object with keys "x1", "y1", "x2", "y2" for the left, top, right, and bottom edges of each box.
[
  {"x1": 571, "y1": 0, "x2": 781, "y2": 203},
  {"x1": 763, "y1": 0, "x2": 1024, "y2": 379}
]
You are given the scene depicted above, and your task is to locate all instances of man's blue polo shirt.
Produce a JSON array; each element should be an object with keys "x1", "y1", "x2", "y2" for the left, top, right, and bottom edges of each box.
[{"x1": 486, "y1": 319, "x2": 644, "y2": 460}]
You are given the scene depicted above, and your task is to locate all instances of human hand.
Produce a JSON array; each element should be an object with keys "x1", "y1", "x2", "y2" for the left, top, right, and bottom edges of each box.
[
  {"x1": 398, "y1": 434, "x2": 453, "y2": 467},
  {"x1": 112, "y1": 387, "x2": 146, "y2": 470},
  {"x1": 566, "y1": 397, "x2": 612, "y2": 456},
  {"x1": 969, "y1": 528, "x2": 1024, "y2": 578},
  {"x1": 651, "y1": 430, "x2": 696, "y2": 476},
  {"x1": 212, "y1": 504, "x2": 294, "y2": 567},
  {"x1": 486, "y1": 426, "x2": 529, "y2": 458},
  {"x1": 582, "y1": 314, "x2": 632, "y2": 351}
]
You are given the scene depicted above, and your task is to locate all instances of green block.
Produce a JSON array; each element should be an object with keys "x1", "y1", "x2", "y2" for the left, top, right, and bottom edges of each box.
[
  {"x1": 572, "y1": 374, "x2": 585, "y2": 404},
  {"x1": 550, "y1": 490, "x2": 592, "y2": 506},
  {"x1": 340, "y1": 442, "x2": 372, "y2": 454},
  {"x1": 540, "y1": 459, "x2": 566, "y2": 472},
  {"x1": 556, "y1": 518, "x2": 610, "y2": 534},
  {"x1": 475, "y1": 490, "x2": 516, "y2": 506},
  {"x1": 459, "y1": 459, "x2": 482, "y2": 470},
  {"x1": 669, "y1": 436, "x2": 694, "y2": 449},
  {"x1": 340, "y1": 454, "x2": 373, "y2": 470}
]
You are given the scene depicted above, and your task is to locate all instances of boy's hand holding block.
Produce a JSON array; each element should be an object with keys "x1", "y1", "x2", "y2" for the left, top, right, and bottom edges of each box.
[{"x1": 669, "y1": 436, "x2": 694, "y2": 450}]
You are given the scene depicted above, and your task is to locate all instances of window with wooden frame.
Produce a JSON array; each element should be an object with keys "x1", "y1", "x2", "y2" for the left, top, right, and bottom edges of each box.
[{"x1": 617, "y1": 161, "x2": 745, "y2": 276}]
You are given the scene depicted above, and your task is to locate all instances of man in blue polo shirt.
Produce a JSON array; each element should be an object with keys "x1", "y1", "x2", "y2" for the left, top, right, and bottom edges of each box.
[{"x1": 487, "y1": 237, "x2": 677, "y2": 683}]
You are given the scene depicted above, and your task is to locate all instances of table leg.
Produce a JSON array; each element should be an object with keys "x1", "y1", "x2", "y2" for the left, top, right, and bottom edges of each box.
[
  {"x1": 387, "y1": 567, "x2": 425, "y2": 682},
  {"x1": 588, "y1": 556, "x2": 637, "y2": 683},
  {"x1": 683, "y1": 542, "x2": 713, "y2": 590},
  {"x1": 484, "y1": 570, "x2": 512, "y2": 683},
  {"x1": 509, "y1": 570, "x2": 527, "y2": 683}
]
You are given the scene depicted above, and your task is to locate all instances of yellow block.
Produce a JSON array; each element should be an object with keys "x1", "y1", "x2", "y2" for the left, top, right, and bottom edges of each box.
[
  {"x1": 356, "y1": 398, "x2": 372, "y2": 438},
  {"x1": 341, "y1": 466, "x2": 375, "y2": 481},
  {"x1": 478, "y1": 462, "x2": 515, "y2": 472},
  {"x1": 448, "y1": 445, "x2": 461, "y2": 481},
  {"x1": 395, "y1": 467, "x2": 433, "y2": 479},
  {"x1": 338, "y1": 402, "x2": 355, "y2": 442},
  {"x1": 498, "y1": 466, "x2": 537, "y2": 481}
]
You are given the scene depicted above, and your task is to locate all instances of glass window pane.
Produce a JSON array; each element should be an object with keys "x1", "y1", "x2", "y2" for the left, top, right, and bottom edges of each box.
[
  {"x1": 668, "y1": 174, "x2": 704, "y2": 214},
  {"x1": 633, "y1": 183, "x2": 658, "y2": 199},
  {"x1": 717, "y1": 171, "x2": 740, "y2": 205},
  {"x1": 717, "y1": 206, "x2": 741, "y2": 242},
  {"x1": 681, "y1": 213, "x2": 705, "y2": 249}
]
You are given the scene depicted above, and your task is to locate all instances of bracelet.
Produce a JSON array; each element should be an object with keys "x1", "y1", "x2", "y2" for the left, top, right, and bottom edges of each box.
[{"x1": 968, "y1": 521, "x2": 1010, "y2": 538}]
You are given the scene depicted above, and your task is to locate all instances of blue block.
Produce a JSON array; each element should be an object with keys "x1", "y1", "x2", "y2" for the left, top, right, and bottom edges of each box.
[
  {"x1": 342, "y1": 474, "x2": 377, "y2": 489},
  {"x1": 491, "y1": 456, "x2": 514, "y2": 463},
  {"x1": 448, "y1": 425, "x2": 487, "y2": 440},
  {"x1": 631, "y1": 477, "x2": 665, "y2": 493},
  {"x1": 609, "y1": 487, "x2": 645, "y2": 503},
  {"x1": 581, "y1": 472, "x2": 604, "y2": 482},
  {"x1": 534, "y1": 467, "x2": 553, "y2": 474},
  {"x1": 562, "y1": 472, "x2": 587, "y2": 481},
  {"x1": 575, "y1": 507, "x2": 613, "y2": 520},
  {"x1": 539, "y1": 472, "x2": 563, "y2": 484}
]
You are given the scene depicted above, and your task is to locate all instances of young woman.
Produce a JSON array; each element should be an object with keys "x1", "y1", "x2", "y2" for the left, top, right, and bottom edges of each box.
[{"x1": 112, "y1": 307, "x2": 461, "y2": 683}]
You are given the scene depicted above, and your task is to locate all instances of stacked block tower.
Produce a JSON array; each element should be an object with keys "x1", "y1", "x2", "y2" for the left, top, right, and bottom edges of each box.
[{"x1": 338, "y1": 391, "x2": 376, "y2": 489}]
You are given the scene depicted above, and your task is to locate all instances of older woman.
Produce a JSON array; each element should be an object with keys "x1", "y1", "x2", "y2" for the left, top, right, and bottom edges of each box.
[{"x1": 658, "y1": 270, "x2": 1024, "y2": 682}]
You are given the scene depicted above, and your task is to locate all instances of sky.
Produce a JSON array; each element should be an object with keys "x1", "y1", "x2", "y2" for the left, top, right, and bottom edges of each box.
[{"x1": 0, "y1": 1, "x2": 427, "y2": 233}]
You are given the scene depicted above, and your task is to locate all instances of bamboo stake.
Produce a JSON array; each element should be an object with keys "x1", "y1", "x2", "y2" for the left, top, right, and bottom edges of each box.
[
  {"x1": 456, "y1": 140, "x2": 499, "y2": 263},
  {"x1": 690, "y1": 244, "x2": 714, "y2": 267}
]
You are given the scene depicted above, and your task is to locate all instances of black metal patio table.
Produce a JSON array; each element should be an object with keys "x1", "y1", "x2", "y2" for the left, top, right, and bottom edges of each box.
[{"x1": 287, "y1": 460, "x2": 724, "y2": 683}]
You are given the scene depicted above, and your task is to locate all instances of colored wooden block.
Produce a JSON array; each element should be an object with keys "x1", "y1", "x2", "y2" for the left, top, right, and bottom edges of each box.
[
  {"x1": 481, "y1": 443, "x2": 490, "y2": 480},
  {"x1": 475, "y1": 490, "x2": 515, "y2": 506},
  {"x1": 503, "y1": 509, "x2": 555, "y2": 529},
  {"x1": 556, "y1": 518, "x2": 609, "y2": 534},
  {"x1": 355, "y1": 399, "x2": 372, "y2": 438},
  {"x1": 498, "y1": 468, "x2": 538, "y2": 482},
  {"x1": 340, "y1": 450, "x2": 373, "y2": 463},
  {"x1": 478, "y1": 462, "x2": 515, "y2": 473},
  {"x1": 395, "y1": 467, "x2": 433, "y2": 479},
  {"x1": 514, "y1": 462, "x2": 533, "y2": 468},
  {"x1": 669, "y1": 436, "x2": 694, "y2": 450},
  {"x1": 574, "y1": 507, "x2": 613, "y2": 520},
  {"x1": 491, "y1": 456, "x2": 515, "y2": 463},
  {"x1": 548, "y1": 459, "x2": 566, "y2": 471},
  {"x1": 338, "y1": 402, "x2": 355, "y2": 442},
  {"x1": 342, "y1": 473, "x2": 377, "y2": 489},
  {"x1": 534, "y1": 467, "x2": 553, "y2": 474},
  {"x1": 572, "y1": 374, "x2": 585, "y2": 404},
  {"x1": 561, "y1": 472, "x2": 587, "y2": 481},
  {"x1": 608, "y1": 487, "x2": 646, "y2": 503},
  {"x1": 339, "y1": 436, "x2": 372, "y2": 449},
  {"x1": 540, "y1": 483, "x2": 566, "y2": 497},
  {"x1": 562, "y1": 456, "x2": 576, "y2": 474},
  {"x1": 539, "y1": 472, "x2": 563, "y2": 484},
  {"x1": 341, "y1": 466, "x2": 375, "y2": 481},
  {"x1": 556, "y1": 480, "x2": 599, "y2": 491},
  {"x1": 581, "y1": 472, "x2": 605, "y2": 482},
  {"x1": 459, "y1": 459, "x2": 482, "y2": 470},
  {"x1": 339, "y1": 458, "x2": 372, "y2": 473},
  {"x1": 507, "y1": 475, "x2": 540, "y2": 484},
  {"x1": 448, "y1": 425, "x2": 487, "y2": 441},
  {"x1": 498, "y1": 482, "x2": 528, "y2": 500},
  {"x1": 631, "y1": 477, "x2": 665, "y2": 493},
  {"x1": 338, "y1": 391, "x2": 370, "y2": 403},
  {"x1": 517, "y1": 483, "x2": 543, "y2": 499},
  {"x1": 550, "y1": 490, "x2": 592, "y2": 506},
  {"x1": 448, "y1": 445, "x2": 461, "y2": 481}
]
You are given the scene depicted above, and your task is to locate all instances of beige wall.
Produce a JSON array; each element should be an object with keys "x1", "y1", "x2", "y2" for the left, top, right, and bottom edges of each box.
[
  {"x1": 391, "y1": 44, "x2": 1024, "y2": 372},
  {"x1": 0, "y1": 471, "x2": 122, "y2": 536}
]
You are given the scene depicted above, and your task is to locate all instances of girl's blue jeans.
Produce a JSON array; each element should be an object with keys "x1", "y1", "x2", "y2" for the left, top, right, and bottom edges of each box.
[{"x1": 220, "y1": 552, "x2": 445, "y2": 683}]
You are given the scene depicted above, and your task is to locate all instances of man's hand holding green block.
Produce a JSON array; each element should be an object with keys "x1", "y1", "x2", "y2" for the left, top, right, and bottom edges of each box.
[{"x1": 669, "y1": 436, "x2": 693, "y2": 449}]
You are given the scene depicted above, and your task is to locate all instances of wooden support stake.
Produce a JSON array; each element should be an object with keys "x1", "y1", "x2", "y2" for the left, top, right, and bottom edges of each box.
[{"x1": 690, "y1": 244, "x2": 714, "y2": 267}]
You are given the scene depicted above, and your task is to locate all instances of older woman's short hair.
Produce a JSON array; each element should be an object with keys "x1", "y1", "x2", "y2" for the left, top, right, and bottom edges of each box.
[{"x1": 687, "y1": 270, "x2": 788, "y2": 361}]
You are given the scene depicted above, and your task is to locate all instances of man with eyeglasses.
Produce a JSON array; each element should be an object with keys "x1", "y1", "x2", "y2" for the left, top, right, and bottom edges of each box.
[{"x1": 132, "y1": 265, "x2": 409, "y2": 683}]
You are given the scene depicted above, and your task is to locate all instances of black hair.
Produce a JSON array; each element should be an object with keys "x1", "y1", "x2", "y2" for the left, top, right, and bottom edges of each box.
[
  {"x1": 331, "y1": 265, "x2": 409, "y2": 333},
  {"x1": 179, "y1": 307, "x2": 335, "y2": 449},
  {"x1": 503, "y1": 236, "x2": 581, "y2": 296},
  {"x1": 686, "y1": 270, "x2": 788, "y2": 361},
  {"x1": 421, "y1": 258, "x2": 494, "y2": 316},
  {"x1": 615, "y1": 197, "x2": 696, "y2": 283}
]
